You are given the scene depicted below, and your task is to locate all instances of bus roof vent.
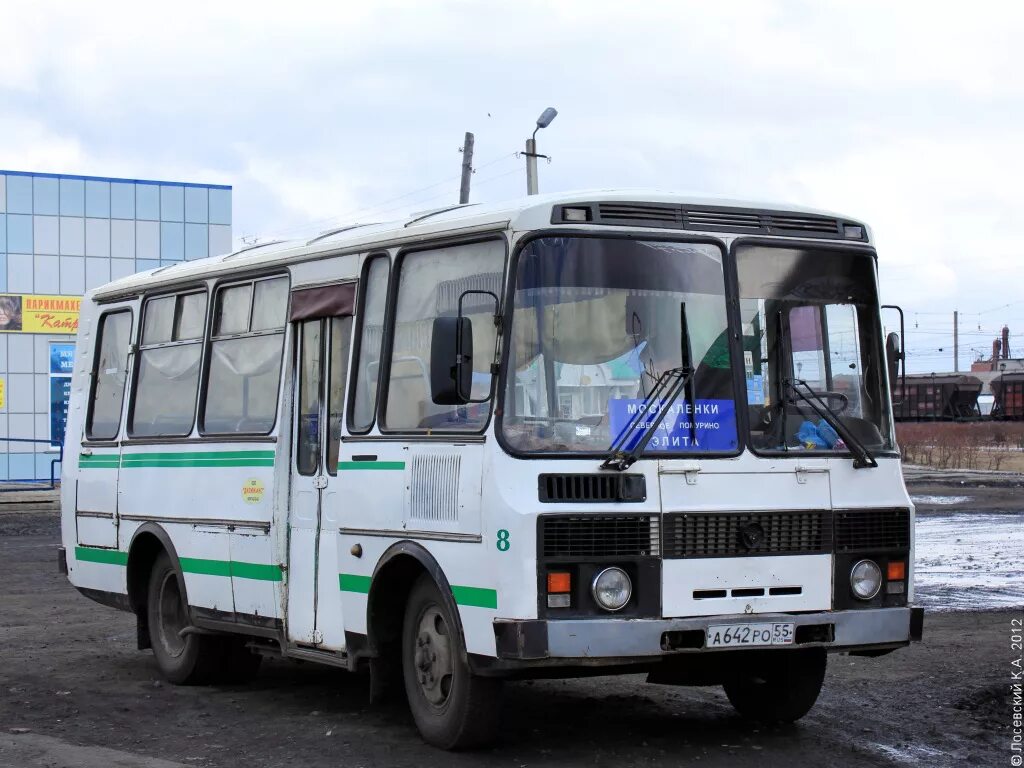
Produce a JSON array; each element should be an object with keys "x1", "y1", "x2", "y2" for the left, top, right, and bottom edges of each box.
[{"x1": 555, "y1": 202, "x2": 863, "y2": 240}]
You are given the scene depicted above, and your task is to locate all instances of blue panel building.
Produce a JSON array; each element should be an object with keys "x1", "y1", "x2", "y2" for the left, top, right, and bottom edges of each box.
[{"x1": 0, "y1": 170, "x2": 232, "y2": 481}]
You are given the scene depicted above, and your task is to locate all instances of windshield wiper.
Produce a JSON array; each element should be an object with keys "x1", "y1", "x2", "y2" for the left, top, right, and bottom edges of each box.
[
  {"x1": 785, "y1": 379, "x2": 878, "y2": 469},
  {"x1": 601, "y1": 303, "x2": 695, "y2": 472}
]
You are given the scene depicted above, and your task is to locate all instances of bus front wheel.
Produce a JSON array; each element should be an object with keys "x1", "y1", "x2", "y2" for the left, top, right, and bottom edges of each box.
[
  {"x1": 146, "y1": 552, "x2": 222, "y2": 685},
  {"x1": 401, "y1": 574, "x2": 502, "y2": 749},
  {"x1": 722, "y1": 648, "x2": 827, "y2": 723}
]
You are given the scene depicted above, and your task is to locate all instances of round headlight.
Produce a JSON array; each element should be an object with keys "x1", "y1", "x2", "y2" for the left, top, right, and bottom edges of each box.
[
  {"x1": 850, "y1": 559, "x2": 882, "y2": 600},
  {"x1": 592, "y1": 567, "x2": 632, "y2": 611}
]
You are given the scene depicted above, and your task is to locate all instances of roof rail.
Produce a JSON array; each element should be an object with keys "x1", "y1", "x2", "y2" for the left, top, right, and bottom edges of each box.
[
  {"x1": 222, "y1": 239, "x2": 286, "y2": 260},
  {"x1": 404, "y1": 203, "x2": 476, "y2": 228},
  {"x1": 306, "y1": 222, "x2": 379, "y2": 246}
]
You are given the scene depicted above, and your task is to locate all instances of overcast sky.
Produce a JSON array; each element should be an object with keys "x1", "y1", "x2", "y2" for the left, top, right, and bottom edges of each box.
[{"x1": 3, "y1": 0, "x2": 1021, "y2": 372}]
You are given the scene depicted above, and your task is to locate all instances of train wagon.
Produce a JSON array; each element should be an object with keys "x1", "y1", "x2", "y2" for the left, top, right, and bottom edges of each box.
[
  {"x1": 891, "y1": 374, "x2": 982, "y2": 421},
  {"x1": 991, "y1": 372, "x2": 1024, "y2": 420}
]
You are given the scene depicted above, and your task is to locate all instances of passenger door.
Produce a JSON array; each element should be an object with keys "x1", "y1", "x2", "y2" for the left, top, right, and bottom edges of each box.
[
  {"x1": 286, "y1": 285, "x2": 354, "y2": 650},
  {"x1": 77, "y1": 309, "x2": 133, "y2": 548}
]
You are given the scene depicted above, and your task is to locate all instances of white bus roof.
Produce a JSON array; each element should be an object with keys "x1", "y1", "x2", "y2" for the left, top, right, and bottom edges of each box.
[{"x1": 91, "y1": 189, "x2": 870, "y2": 302}]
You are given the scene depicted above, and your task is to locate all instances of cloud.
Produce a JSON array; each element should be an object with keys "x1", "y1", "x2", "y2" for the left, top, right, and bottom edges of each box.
[{"x1": 2, "y1": 0, "x2": 1021, "y2": 369}]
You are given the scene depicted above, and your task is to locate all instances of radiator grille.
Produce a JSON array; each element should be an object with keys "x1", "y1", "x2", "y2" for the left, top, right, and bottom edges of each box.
[
  {"x1": 541, "y1": 515, "x2": 660, "y2": 558},
  {"x1": 408, "y1": 453, "x2": 460, "y2": 523},
  {"x1": 834, "y1": 509, "x2": 910, "y2": 552},
  {"x1": 662, "y1": 511, "x2": 831, "y2": 558},
  {"x1": 558, "y1": 202, "x2": 858, "y2": 240}
]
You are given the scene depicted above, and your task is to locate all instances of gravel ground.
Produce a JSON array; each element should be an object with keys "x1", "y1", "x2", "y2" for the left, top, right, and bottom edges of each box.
[{"x1": 0, "y1": 488, "x2": 1018, "y2": 767}]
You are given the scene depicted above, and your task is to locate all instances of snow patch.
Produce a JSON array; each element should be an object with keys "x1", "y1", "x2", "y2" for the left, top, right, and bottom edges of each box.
[
  {"x1": 870, "y1": 742, "x2": 952, "y2": 766},
  {"x1": 911, "y1": 494, "x2": 973, "y2": 505}
]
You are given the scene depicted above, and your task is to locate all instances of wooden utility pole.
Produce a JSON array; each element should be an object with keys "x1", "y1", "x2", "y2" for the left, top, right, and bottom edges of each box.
[{"x1": 459, "y1": 132, "x2": 475, "y2": 204}]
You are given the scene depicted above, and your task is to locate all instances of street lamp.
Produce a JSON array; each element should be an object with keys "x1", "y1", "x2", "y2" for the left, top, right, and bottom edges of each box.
[{"x1": 525, "y1": 107, "x2": 557, "y2": 196}]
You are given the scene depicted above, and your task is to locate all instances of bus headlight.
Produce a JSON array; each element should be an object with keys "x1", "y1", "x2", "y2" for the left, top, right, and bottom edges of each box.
[
  {"x1": 591, "y1": 567, "x2": 632, "y2": 611},
  {"x1": 850, "y1": 559, "x2": 882, "y2": 600}
]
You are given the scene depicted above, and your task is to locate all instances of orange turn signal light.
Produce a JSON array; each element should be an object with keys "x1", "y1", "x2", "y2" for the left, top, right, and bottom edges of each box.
[
  {"x1": 887, "y1": 561, "x2": 906, "y2": 581},
  {"x1": 547, "y1": 572, "x2": 571, "y2": 594}
]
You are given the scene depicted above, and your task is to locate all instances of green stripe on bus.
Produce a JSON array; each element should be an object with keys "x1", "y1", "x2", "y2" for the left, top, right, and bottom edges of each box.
[
  {"x1": 179, "y1": 557, "x2": 283, "y2": 581},
  {"x1": 80, "y1": 450, "x2": 276, "y2": 469},
  {"x1": 339, "y1": 573, "x2": 372, "y2": 593},
  {"x1": 451, "y1": 585, "x2": 498, "y2": 609},
  {"x1": 337, "y1": 461, "x2": 405, "y2": 471},
  {"x1": 121, "y1": 458, "x2": 276, "y2": 468},
  {"x1": 122, "y1": 450, "x2": 275, "y2": 468},
  {"x1": 79, "y1": 456, "x2": 120, "y2": 468},
  {"x1": 75, "y1": 546, "x2": 128, "y2": 565},
  {"x1": 338, "y1": 574, "x2": 497, "y2": 609}
]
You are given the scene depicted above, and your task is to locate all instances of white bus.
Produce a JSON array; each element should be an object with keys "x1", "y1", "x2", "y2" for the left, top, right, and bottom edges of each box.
[{"x1": 60, "y1": 191, "x2": 922, "y2": 749}]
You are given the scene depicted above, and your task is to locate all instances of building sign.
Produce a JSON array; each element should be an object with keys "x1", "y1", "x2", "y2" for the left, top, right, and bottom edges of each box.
[
  {"x1": 608, "y1": 398, "x2": 738, "y2": 451},
  {"x1": 0, "y1": 378, "x2": 5, "y2": 409},
  {"x1": 49, "y1": 343, "x2": 75, "y2": 448},
  {"x1": 0, "y1": 294, "x2": 81, "y2": 334}
]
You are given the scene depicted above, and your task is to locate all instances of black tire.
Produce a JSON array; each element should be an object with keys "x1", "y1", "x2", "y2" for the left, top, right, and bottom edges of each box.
[
  {"x1": 146, "y1": 552, "x2": 223, "y2": 685},
  {"x1": 401, "y1": 574, "x2": 502, "y2": 749},
  {"x1": 722, "y1": 648, "x2": 827, "y2": 723},
  {"x1": 218, "y1": 637, "x2": 263, "y2": 684}
]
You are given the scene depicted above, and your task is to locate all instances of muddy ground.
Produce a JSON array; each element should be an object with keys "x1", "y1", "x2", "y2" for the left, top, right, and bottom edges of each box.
[{"x1": 1, "y1": 478, "x2": 1020, "y2": 767}]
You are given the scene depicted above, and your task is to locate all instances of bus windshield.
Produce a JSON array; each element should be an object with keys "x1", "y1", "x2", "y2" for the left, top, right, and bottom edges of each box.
[
  {"x1": 501, "y1": 236, "x2": 737, "y2": 455},
  {"x1": 736, "y1": 243, "x2": 893, "y2": 454}
]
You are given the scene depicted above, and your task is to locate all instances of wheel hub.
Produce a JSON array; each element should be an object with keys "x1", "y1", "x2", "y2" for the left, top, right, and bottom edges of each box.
[
  {"x1": 157, "y1": 572, "x2": 188, "y2": 658},
  {"x1": 413, "y1": 606, "x2": 453, "y2": 705}
]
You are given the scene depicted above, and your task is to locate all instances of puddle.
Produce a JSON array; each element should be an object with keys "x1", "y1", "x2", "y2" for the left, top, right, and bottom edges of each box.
[
  {"x1": 913, "y1": 511, "x2": 1024, "y2": 611},
  {"x1": 910, "y1": 495, "x2": 973, "y2": 506}
]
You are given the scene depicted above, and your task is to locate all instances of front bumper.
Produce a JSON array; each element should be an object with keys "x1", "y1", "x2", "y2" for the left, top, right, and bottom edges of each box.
[{"x1": 494, "y1": 606, "x2": 924, "y2": 661}]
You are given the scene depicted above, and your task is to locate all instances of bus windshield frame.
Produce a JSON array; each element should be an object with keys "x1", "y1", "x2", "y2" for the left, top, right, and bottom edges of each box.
[
  {"x1": 734, "y1": 238, "x2": 897, "y2": 459},
  {"x1": 496, "y1": 231, "x2": 896, "y2": 461},
  {"x1": 497, "y1": 232, "x2": 743, "y2": 459}
]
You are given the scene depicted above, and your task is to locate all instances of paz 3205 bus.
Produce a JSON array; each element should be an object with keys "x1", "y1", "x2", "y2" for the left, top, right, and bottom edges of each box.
[{"x1": 60, "y1": 191, "x2": 922, "y2": 749}]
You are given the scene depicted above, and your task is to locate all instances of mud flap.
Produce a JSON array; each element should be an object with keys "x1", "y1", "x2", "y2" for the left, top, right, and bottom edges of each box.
[
  {"x1": 137, "y1": 612, "x2": 151, "y2": 650},
  {"x1": 910, "y1": 607, "x2": 924, "y2": 641}
]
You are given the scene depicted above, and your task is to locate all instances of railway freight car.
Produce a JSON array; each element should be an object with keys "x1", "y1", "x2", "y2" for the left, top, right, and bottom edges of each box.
[
  {"x1": 891, "y1": 374, "x2": 982, "y2": 421},
  {"x1": 991, "y1": 372, "x2": 1024, "y2": 420}
]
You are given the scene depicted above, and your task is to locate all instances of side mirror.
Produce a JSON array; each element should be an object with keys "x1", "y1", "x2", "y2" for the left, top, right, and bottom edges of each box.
[
  {"x1": 885, "y1": 331, "x2": 902, "y2": 385},
  {"x1": 430, "y1": 316, "x2": 473, "y2": 405}
]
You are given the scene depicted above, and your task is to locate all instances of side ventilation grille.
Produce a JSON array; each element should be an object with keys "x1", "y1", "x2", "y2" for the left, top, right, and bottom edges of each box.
[{"x1": 409, "y1": 454, "x2": 460, "y2": 523}]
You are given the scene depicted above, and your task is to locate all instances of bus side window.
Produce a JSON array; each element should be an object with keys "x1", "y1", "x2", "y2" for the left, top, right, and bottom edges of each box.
[
  {"x1": 202, "y1": 275, "x2": 288, "y2": 435},
  {"x1": 130, "y1": 291, "x2": 207, "y2": 437},
  {"x1": 348, "y1": 256, "x2": 389, "y2": 433},
  {"x1": 383, "y1": 240, "x2": 504, "y2": 432},
  {"x1": 87, "y1": 311, "x2": 133, "y2": 441}
]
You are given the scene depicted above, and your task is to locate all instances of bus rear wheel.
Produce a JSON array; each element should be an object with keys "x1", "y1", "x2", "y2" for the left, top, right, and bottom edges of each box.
[
  {"x1": 722, "y1": 648, "x2": 827, "y2": 723},
  {"x1": 146, "y1": 552, "x2": 222, "y2": 685},
  {"x1": 401, "y1": 574, "x2": 502, "y2": 749}
]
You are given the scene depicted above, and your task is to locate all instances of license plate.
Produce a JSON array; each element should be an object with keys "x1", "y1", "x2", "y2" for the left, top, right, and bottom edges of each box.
[{"x1": 706, "y1": 622, "x2": 795, "y2": 648}]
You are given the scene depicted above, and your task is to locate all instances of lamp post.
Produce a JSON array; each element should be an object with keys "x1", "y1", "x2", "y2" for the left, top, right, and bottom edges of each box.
[{"x1": 525, "y1": 107, "x2": 557, "y2": 195}]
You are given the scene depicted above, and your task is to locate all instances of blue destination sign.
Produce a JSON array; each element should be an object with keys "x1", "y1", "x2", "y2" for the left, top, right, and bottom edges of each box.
[{"x1": 607, "y1": 397, "x2": 738, "y2": 452}]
